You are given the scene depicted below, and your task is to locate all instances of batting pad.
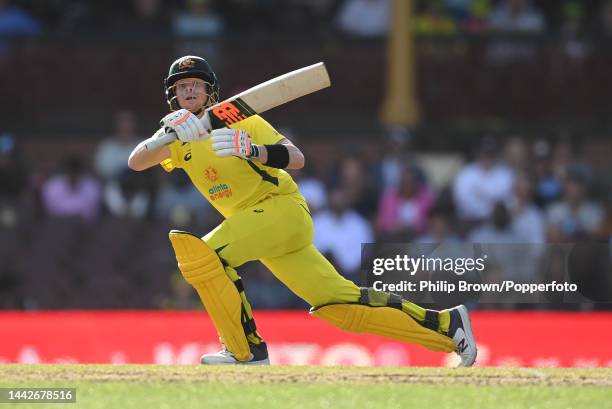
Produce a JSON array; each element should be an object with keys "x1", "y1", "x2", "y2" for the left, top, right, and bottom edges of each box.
[
  {"x1": 310, "y1": 304, "x2": 455, "y2": 353},
  {"x1": 169, "y1": 230, "x2": 251, "y2": 361}
]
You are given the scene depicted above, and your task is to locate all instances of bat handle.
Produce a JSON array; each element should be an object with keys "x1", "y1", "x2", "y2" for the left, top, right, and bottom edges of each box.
[
  {"x1": 144, "y1": 113, "x2": 211, "y2": 150},
  {"x1": 143, "y1": 130, "x2": 177, "y2": 150}
]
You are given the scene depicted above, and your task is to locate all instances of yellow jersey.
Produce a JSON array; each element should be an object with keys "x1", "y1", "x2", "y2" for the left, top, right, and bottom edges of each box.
[{"x1": 158, "y1": 115, "x2": 301, "y2": 217}]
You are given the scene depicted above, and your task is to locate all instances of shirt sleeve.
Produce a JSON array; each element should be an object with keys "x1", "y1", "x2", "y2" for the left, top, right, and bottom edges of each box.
[
  {"x1": 233, "y1": 115, "x2": 284, "y2": 146},
  {"x1": 156, "y1": 128, "x2": 185, "y2": 172}
]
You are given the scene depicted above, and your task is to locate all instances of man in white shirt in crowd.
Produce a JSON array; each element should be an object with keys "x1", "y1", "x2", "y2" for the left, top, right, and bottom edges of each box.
[
  {"x1": 453, "y1": 136, "x2": 515, "y2": 225},
  {"x1": 313, "y1": 188, "x2": 373, "y2": 278}
]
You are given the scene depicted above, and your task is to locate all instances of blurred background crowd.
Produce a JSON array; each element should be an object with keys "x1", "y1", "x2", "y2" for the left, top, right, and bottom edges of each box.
[
  {"x1": 0, "y1": 0, "x2": 610, "y2": 310},
  {"x1": 3, "y1": 0, "x2": 612, "y2": 38}
]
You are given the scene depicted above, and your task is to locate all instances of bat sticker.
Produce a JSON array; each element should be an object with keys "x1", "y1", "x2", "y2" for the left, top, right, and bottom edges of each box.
[{"x1": 209, "y1": 98, "x2": 257, "y2": 128}]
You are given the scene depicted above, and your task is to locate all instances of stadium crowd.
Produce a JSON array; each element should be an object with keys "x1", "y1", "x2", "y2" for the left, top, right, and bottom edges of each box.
[
  {"x1": 2, "y1": 0, "x2": 612, "y2": 39},
  {"x1": 0, "y1": 111, "x2": 609, "y2": 309},
  {"x1": 0, "y1": 0, "x2": 610, "y2": 310}
]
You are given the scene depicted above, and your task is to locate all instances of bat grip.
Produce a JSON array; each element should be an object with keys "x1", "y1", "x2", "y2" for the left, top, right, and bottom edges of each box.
[{"x1": 143, "y1": 130, "x2": 177, "y2": 150}]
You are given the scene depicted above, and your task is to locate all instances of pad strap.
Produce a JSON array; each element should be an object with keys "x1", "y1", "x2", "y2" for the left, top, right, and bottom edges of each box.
[
  {"x1": 423, "y1": 309, "x2": 440, "y2": 331},
  {"x1": 359, "y1": 287, "x2": 403, "y2": 310}
]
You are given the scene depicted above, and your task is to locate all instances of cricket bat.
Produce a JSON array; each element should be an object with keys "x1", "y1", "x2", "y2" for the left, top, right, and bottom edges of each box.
[{"x1": 144, "y1": 62, "x2": 331, "y2": 150}]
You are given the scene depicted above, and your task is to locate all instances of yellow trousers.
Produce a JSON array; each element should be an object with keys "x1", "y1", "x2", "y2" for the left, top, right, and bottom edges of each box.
[{"x1": 201, "y1": 193, "x2": 453, "y2": 352}]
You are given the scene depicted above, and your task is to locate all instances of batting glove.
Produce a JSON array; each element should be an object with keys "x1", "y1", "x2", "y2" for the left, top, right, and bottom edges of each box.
[
  {"x1": 211, "y1": 129, "x2": 259, "y2": 159},
  {"x1": 160, "y1": 109, "x2": 209, "y2": 143}
]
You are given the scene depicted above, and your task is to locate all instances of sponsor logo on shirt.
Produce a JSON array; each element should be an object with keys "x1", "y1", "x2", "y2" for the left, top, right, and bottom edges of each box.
[
  {"x1": 208, "y1": 183, "x2": 232, "y2": 201},
  {"x1": 204, "y1": 166, "x2": 218, "y2": 182}
]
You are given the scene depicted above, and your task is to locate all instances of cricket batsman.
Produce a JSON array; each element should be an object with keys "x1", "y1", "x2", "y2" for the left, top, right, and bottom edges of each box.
[{"x1": 128, "y1": 56, "x2": 477, "y2": 366}]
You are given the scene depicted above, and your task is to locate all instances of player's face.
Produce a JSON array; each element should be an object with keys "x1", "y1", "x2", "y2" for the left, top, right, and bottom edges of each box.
[{"x1": 174, "y1": 78, "x2": 210, "y2": 113}]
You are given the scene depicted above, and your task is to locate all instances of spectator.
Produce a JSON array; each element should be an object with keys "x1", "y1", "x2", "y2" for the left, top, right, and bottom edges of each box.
[
  {"x1": 337, "y1": 155, "x2": 379, "y2": 219},
  {"x1": 380, "y1": 126, "x2": 414, "y2": 189},
  {"x1": 453, "y1": 136, "x2": 514, "y2": 224},
  {"x1": 546, "y1": 172, "x2": 604, "y2": 241},
  {"x1": 173, "y1": 0, "x2": 223, "y2": 37},
  {"x1": 509, "y1": 171, "x2": 545, "y2": 243},
  {"x1": 41, "y1": 156, "x2": 102, "y2": 223},
  {"x1": 94, "y1": 110, "x2": 140, "y2": 181},
  {"x1": 376, "y1": 165, "x2": 433, "y2": 238},
  {"x1": 416, "y1": 205, "x2": 462, "y2": 244},
  {"x1": 503, "y1": 135, "x2": 529, "y2": 172},
  {"x1": 532, "y1": 140, "x2": 562, "y2": 207},
  {"x1": 314, "y1": 189, "x2": 373, "y2": 278},
  {"x1": 488, "y1": 0, "x2": 545, "y2": 33},
  {"x1": 0, "y1": 0, "x2": 43, "y2": 37},
  {"x1": 292, "y1": 164, "x2": 327, "y2": 214},
  {"x1": 469, "y1": 202, "x2": 539, "y2": 294},
  {"x1": 154, "y1": 170, "x2": 212, "y2": 226},
  {"x1": 336, "y1": 0, "x2": 390, "y2": 37},
  {"x1": 468, "y1": 202, "x2": 519, "y2": 243},
  {"x1": 104, "y1": 168, "x2": 151, "y2": 219}
]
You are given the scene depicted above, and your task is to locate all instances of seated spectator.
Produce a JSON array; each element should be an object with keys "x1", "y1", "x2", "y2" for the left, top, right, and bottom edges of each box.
[
  {"x1": 468, "y1": 202, "x2": 520, "y2": 243},
  {"x1": 173, "y1": 0, "x2": 223, "y2": 37},
  {"x1": 546, "y1": 172, "x2": 604, "y2": 241},
  {"x1": 532, "y1": 140, "x2": 562, "y2": 207},
  {"x1": 94, "y1": 110, "x2": 141, "y2": 182},
  {"x1": 336, "y1": 0, "x2": 390, "y2": 37},
  {"x1": 41, "y1": 156, "x2": 102, "y2": 223},
  {"x1": 376, "y1": 165, "x2": 433, "y2": 238},
  {"x1": 503, "y1": 135, "x2": 529, "y2": 171},
  {"x1": 154, "y1": 170, "x2": 212, "y2": 226},
  {"x1": 314, "y1": 189, "x2": 373, "y2": 278},
  {"x1": 469, "y1": 202, "x2": 539, "y2": 293},
  {"x1": 0, "y1": 0, "x2": 43, "y2": 37},
  {"x1": 487, "y1": 0, "x2": 545, "y2": 33},
  {"x1": 453, "y1": 136, "x2": 514, "y2": 224},
  {"x1": 293, "y1": 164, "x2": 327, "y2": 214},
  {"x1": 104, "y1": 168, "x2": 151, "y2": 219},
  {"x1": 416, "y1": 205, "x2": 461, "y2": 244},
  {"x1": 380, "y1": 126, "x2": 414, "y2": 189},
  {"x1": 337, "y1": 155, "x2": 380, "y2": 219},
  {"x1": 509, "y1": 171, "x2": 545, "y2": 243}
]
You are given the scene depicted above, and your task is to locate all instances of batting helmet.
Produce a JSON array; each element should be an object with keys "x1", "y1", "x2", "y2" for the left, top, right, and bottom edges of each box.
[{"x1": 164, "y1": 55, "x2": 219, "y2": 111}]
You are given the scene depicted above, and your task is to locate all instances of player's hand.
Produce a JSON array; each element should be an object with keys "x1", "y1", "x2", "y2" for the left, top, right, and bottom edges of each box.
[
  {"x1": 211, "y1": 129, "x2": 259, "y2": 159},
  {"x1": 160, "y1": 109, "x2": 209, "y2": 143}
]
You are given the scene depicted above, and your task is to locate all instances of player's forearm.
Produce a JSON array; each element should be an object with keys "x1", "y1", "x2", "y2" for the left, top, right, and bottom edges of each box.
[
  {"x1": 128, "y1": 136, "x2": 171, "y2": 171},
  {"x1": 255, "y1": 143, "x2": 304, "y2": 170}
]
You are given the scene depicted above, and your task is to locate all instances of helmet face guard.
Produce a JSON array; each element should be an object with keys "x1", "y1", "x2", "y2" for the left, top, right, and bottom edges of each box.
[{"x1": 164, "y1": 56, "x2": 220, "y2": 112}]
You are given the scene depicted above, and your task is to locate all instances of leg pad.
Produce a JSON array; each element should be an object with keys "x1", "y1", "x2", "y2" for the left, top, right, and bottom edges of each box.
[
  {"x1": 310, "y1": 304, "x2": 454, "y2": 353},
  {"x1": 169, "y1": 230, "x2": 251, "y2": 361}
]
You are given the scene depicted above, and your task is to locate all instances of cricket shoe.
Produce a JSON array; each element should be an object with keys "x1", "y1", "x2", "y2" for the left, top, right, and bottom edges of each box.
[
  {"x1": 448, "y1": 305, "x2": 477, "y2": 367},
  {"x1": 201, "y1": 342, "x2": 270, "y2": 365}
]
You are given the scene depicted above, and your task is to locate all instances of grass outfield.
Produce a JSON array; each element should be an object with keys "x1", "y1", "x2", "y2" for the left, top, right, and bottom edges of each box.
[{"x1": 0, "y1": 365, "x2": 610, "y2": 408}]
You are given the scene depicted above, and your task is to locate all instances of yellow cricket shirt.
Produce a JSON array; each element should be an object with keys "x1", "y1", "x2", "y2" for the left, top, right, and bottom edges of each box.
[{"x1": 158, "y1": 115, "x2": 300, "y2": 217}]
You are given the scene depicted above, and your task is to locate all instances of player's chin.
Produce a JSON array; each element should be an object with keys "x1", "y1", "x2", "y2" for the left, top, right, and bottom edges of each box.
[{"x1": 180, "y1": 101, "x2": 201, "y2": 112}]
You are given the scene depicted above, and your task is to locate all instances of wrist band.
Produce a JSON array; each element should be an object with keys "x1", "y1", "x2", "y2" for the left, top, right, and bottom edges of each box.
[
  {"x1": 249, "y1": 144, "x2": 260, "y2": 159},
  {"x1": 263, "y1": 144, "x2": 290, "y2": 169}
]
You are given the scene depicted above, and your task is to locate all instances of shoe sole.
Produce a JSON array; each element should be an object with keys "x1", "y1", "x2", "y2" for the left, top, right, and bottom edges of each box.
[
  {"x1": 201, "y1": 358, "x2": 270, "y2": 366},
  {"x1": 456, "y1": 305, "x2": 477, "y2": 367}
]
